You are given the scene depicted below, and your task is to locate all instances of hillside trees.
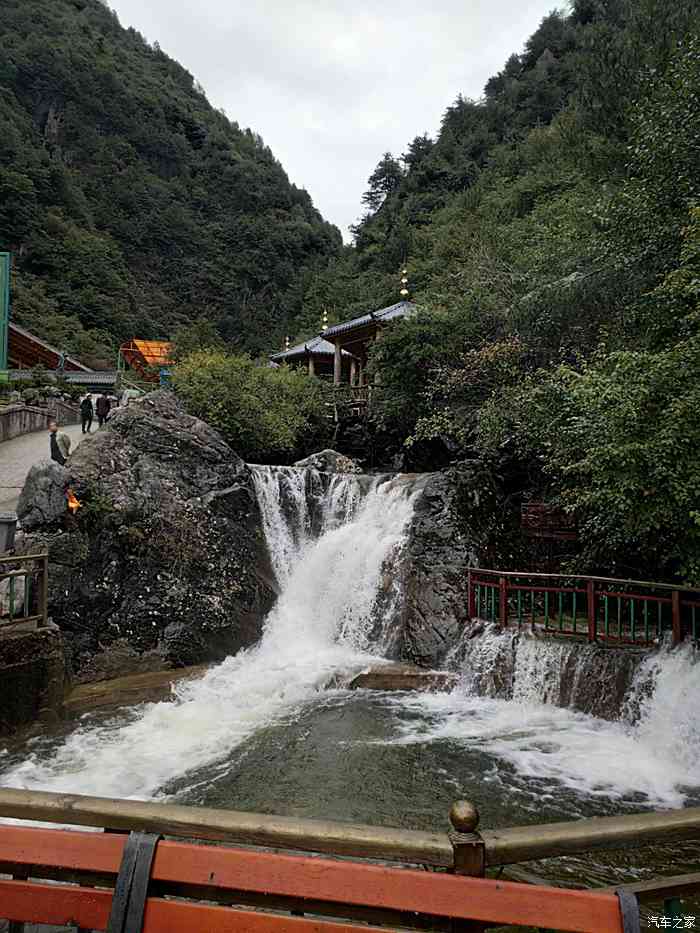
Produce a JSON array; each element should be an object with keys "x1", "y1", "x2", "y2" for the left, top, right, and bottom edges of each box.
[
  {"x1": 349, "y1": 5, "x2": 700, "y2": 581},
  {"x1": 0, "y1": 0, "x2": 341, "y2": 364}
]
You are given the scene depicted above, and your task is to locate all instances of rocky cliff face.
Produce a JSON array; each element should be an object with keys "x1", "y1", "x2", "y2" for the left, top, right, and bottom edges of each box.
[
  {"x1": 387, "y1": 471, "x2": 475, "y2": 668},
  {"x1": 17, "y1": 392, "x2": 276, "y2": 683}
]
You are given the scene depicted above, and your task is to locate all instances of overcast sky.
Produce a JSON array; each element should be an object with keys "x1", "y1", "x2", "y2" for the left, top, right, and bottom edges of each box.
[{"x1": 108, "y1": 0, "x2": 560, "y2": 240}]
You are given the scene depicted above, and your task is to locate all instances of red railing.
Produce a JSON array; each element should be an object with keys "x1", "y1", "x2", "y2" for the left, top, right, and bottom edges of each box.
[{"x1": 468, "y1": 569, "x2": 700, "y2": 647}]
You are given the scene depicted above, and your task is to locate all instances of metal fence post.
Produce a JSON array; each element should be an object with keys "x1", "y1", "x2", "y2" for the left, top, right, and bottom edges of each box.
[
  {"x1": 587, "y1": 579, "x2": 596, "y2": 642},
  {"x1": 671, "y1": 590, "x2": 682, "y2": 646},
  {"x1": 449, "y1": 801, "x2": 485, "y2": 933},
  {"x1": 468, "y1": 571, "x2": 476, "y2": 619}
]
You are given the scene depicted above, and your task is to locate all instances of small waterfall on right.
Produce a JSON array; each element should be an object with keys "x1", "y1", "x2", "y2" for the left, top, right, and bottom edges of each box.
[
  {"x1": 623, "y1": 646, "x2": 700, "y2": 774},
  {"x1": 452, "y1": 622, "x2": 658, "y2": 718},
  {"x1": 433, "y1": 621, "x2": 700, "y2": 806}
]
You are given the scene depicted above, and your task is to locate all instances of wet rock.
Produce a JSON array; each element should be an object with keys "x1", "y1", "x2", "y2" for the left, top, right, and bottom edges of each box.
[
  {"x1": 0, "y1": 621, "x2": 65, "y2": 735},
  {"x1": 294, "y1": 449, "x2": 362, "y2": 473},
  {"x1": 390, "y1": 472, "x2": 476, "y2": 668},
  {"x1": 17, "y1": 391, "x2": 276, "y2": 683},
  {"x1": 17, "y1": 461, "x2": 70, "y2": 530}
]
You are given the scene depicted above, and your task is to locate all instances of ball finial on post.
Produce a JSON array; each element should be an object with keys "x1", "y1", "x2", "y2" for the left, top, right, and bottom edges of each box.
[{"x1": 449, "y1": 800, "x2": 480, "y2": 834}]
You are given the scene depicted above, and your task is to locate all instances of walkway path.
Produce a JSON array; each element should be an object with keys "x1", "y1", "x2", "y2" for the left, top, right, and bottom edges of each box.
[{"x1": 0, "y1": 424, "x2": 87, "y2": 512}]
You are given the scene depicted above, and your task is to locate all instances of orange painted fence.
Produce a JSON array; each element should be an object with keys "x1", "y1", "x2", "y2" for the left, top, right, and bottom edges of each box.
[
  {"x1": 0, "y1": 823, "x2": 635, "y2": 933},
  {"x1": 468, "y1": 568, "x2": 700, "y2": 647}
]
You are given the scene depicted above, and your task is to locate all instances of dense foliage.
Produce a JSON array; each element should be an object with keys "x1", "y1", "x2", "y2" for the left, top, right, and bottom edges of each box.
[
  {"x1": 326, "y1": 0, "x2": 700, "y2": 582},
  {"x1": 0, "y1": 0, "x2": 341, "y2": 366},
  {"x1": 172, "y1": 351, "x2": 329, "y2": 463},
  {"x1": 3, "y1": 0, "x2": 699, "y2": 580}
]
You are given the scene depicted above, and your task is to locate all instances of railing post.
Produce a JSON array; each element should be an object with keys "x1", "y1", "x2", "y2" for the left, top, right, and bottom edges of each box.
[
  {"x1": 468, "y1": 571, "x2": 476, "y2": 620},
  {"x1": 672, "y1": 590, "x2": 682, "y2": 646},
  {"x1": 499, "y1": 576, "x2": 507, "y2": 626},
  {"x1": 449, "y1": 801, "x2": 485, "y2": 932},
  {"x1": 587, "y1": 579, "x2": 596, "y2": 642}
]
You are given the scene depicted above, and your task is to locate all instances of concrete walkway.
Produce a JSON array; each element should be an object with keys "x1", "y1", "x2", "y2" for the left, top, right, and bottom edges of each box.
[{"x1": 0, "y1": 423, "x2": 87, "y2": 512}]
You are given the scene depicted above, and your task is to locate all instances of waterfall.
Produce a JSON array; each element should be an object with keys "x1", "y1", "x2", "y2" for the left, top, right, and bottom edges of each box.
[
  {"x1": 452, "y1": 622, "x2": 649, "y2": 718},
  {"x1": 2, "y1": 468, "x2": 417, "y2": 800},
  {"x1": 251, "y1": 466, "x2": 367, "y2": 585},
  {"x1": 392, "y1": 621, "x2": 700, "y2": 808}
]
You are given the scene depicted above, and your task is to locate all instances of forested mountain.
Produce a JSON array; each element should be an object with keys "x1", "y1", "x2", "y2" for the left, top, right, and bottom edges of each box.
[
  {"x1": 301, "y1": 0, "x2": 700, "y2": 583},
  {"x1": 2, "y1": 0, "x2": 699, "y2": 579},
  {"x1": 304, "y1": 0, "x2": 700, "y2": 332},
  {"x1": 0, "y1": 0, "x2": 341, "y2": 366}
]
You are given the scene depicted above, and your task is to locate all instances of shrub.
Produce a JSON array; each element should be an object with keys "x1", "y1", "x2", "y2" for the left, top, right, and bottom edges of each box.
[{"x1": 172, "y1": 350, "x2": 329, "y2": 462}]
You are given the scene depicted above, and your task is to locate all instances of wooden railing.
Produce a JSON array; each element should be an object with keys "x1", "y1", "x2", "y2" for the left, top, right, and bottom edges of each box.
[
  {"x1": 0, "y1": 826, "x2": 633, "y2": 933},
  {"x1": 12, "y1": 789, "x2": 700, "y2": 931},
  {"x1": 1, "y1": 790, "x2": 699, "y2": 906},
  {"x1": 0, "y1": 552, "x2": 48, "y2": 628},
  {"x1": 468, "y1": 568, "x2": 700, "y2": 646}
]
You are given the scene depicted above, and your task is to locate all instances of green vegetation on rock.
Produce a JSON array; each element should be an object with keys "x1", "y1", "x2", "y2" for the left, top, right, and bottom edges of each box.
[{"x1": 172, "y1": 351, "x2": 330, "y2": 463}]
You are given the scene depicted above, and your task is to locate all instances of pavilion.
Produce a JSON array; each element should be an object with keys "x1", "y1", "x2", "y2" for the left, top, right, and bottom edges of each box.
[
  {"x1": 269, "y1": 335, "x2": 354, "y2": 380},
  {"x1": 270, "y1": 300, "x2": 417, "y2": 387},
  {"x1": 322, "y1": 300, "x2": 416, "y2": 385},
  {"x1": 118, "y1": 339, "x2": 173, "y2": 383}
]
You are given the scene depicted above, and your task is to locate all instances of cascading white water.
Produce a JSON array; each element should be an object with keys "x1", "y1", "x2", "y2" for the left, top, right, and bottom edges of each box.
[
  {"x1": 392, "y1": 623, "x2": 700, "y2": 808},
  {"x1": 2, "y1": 468, "x2": 417, "y2": 800},
  {"x1": 251, "y1": 466, "x2": 365, "y2": 585}
]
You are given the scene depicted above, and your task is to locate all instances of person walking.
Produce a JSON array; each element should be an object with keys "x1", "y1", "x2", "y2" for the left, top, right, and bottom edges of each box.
[
  {"x1": 48, "y1": 420, "x2": 71, "y2": 465},
  {"x1": 80, "y1": 395, "x2": 93, "y2": 434},
  {"x1": 96, "y1": 392, "x2": 111, "y2": 428}
]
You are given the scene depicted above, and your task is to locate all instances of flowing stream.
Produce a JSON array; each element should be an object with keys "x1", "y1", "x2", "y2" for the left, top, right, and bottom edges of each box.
[
  {"x1": 1, "y1": 466, "x2": 699, "y2": 887},
  {"x1": 1, "y1": 468, "x2": 414, "y2": 799}
]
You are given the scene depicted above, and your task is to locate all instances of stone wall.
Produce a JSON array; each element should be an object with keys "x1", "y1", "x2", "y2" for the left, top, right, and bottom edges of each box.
[
  {"x1": 0, "y1": 401, "x2": 80, "y2": 443},
  {"x1": 0, "y1": 621, "x2": 65, "y2": 734}
]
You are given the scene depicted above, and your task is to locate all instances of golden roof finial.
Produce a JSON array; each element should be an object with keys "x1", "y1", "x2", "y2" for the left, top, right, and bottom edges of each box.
[
  {"x1": 321, "y1": 309, "x2": 328, "y2": 332},
  {"x1": 399, "y1": 265, "x2": 409, "y2": 299}
]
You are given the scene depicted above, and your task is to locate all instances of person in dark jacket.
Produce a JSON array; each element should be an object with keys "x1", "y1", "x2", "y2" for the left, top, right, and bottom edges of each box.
[
  {"x1": 96, "y1": 392, "x2": 111, "y2": 428},
  {"x1": 80, "y1": 395, "x2": 93, "y2": 434},
  {"x1": 48, "y1": 420, "x2": 71, "y2": 465}
]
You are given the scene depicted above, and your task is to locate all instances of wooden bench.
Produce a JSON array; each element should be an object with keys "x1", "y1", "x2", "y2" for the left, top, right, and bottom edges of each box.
[{"x1": 0, "y1": 824, "x2": 638, "y2": 932}]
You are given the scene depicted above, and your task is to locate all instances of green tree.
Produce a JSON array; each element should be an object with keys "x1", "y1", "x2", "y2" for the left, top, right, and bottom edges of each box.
[
  {"x1": 361, "y1": 153, "x2": 405, "y2": 213},
  {"x1": 172, "y1": 351, "x2": 330, "y2": 462},
  {"x1": 171, "y1": 317, "x2": 225, "y2": 360}
]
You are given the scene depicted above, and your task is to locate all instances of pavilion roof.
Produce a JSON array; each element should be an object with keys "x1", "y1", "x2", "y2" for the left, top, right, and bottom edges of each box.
[
  {"x1": 270, "y1": 335, "x2": 353, "y2": 363},
  {"x1": 322, "y1": 301, "x2": 416, "y2": 340},
  {"x1": 131, "y1": 339, "x2": 173, "y2": 366}
]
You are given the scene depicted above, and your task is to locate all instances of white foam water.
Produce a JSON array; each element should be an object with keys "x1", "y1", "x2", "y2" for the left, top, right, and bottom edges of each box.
[
  {"x1": 390, "y1": 632, "x2": 700, "y2": 809},
  {"x1": 3, "y1": 464, "x2": 699, "y2": 816},
  {"x1": 2, "y1": 469, "x2": 416, "y2": 799}
]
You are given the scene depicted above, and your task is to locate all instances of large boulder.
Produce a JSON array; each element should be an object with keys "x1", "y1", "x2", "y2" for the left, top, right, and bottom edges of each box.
[
  {"x1": 391, "y1": 471, "x2": 476, "y2": 667},
  {"x1": 17, "y1": 391, "x2": 276, "y2": 683},
  {"x1": 17, "y1": 461, "x2": 70, "y2": 530}
]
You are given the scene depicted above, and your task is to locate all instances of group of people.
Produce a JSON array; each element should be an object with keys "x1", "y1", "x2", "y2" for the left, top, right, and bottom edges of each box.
[
  {"x1": 48, "y1": 392, "x2": 114, "y2": 466},
  {"x1": 79, "y1": 392, "x2": 112, "y2": 434}
]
